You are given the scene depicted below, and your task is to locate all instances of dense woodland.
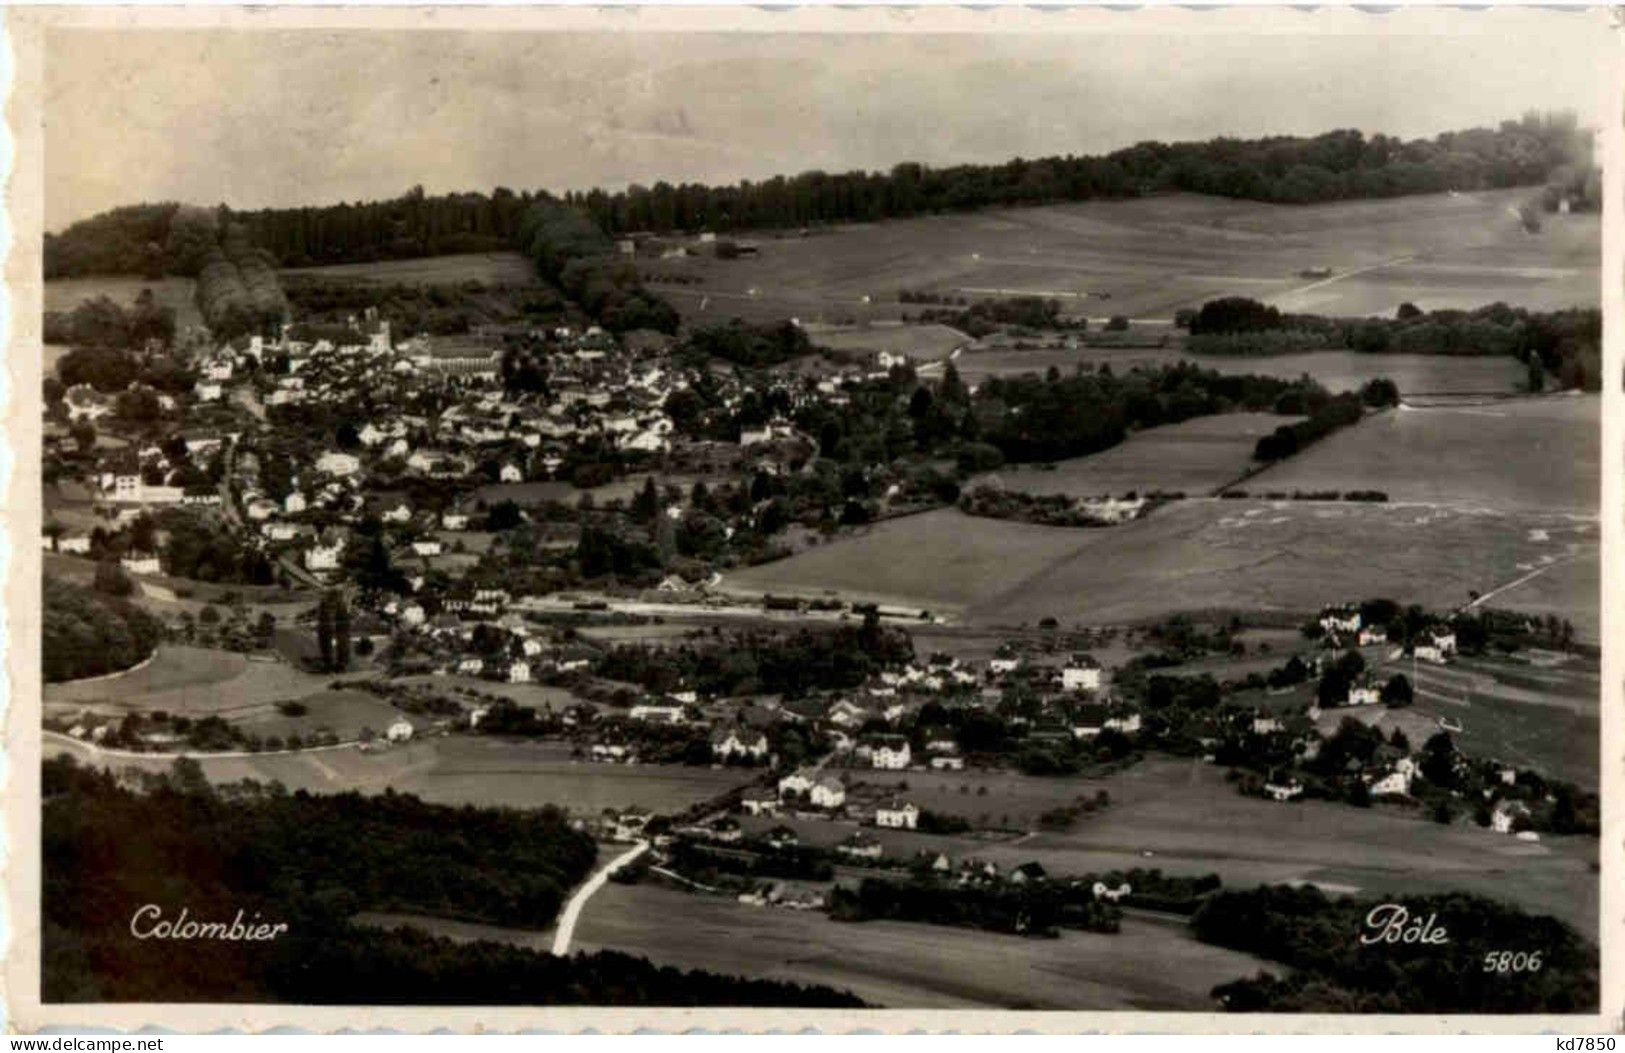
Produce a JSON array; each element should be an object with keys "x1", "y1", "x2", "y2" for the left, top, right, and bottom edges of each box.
[
  {"x1": 1193, "y1": 885, "x2": 1596, "y2": 1012},
  {"x1": 42, "y1": 576, "x2": 165, "y2": 682},
  {"x1": 41, "y1": 756, "x2": 863, "y2": 1006},
  {"x1": 45, "y1": 115, "x2": 1592, "y2": 279}
]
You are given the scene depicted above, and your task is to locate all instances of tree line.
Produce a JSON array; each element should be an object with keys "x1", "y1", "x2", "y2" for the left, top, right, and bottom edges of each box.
[
  {"x1": 1187, "y1": 298, "x2": 1602, "y2": 391},
  {"x1": 47, "y1": 114, "x2": 1589, "y2": 282},
  {"x1": 565, "y1": 113, "x2": 1589, "y2": 234}
]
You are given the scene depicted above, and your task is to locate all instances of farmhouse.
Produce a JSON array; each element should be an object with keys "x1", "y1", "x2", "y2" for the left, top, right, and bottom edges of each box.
[
  {"x1": 1060, "y1": 655, "x2": 1102, "y2": 693},
  {"x1": 837, "y1": 832, "x2": 883, "y2": 860},
  {"x1": 740, "y1": 788, "x2": 780, "y2": 816},
  {"x1": 385, "y1": 720, "x2": 414, "y2": 743},
  {"x1": 1346, "y1": 683, "x2": 1381, "y2": 707},
  {"x1": 1264, "y1": 778, "x2": 1304, "y2": 802},
  {"x1": 874, "y1": 800, "x2": 920, "y2": 830},
  {"x1": 711, "y1": 728, "x2": 770, "y2": 762},
  {"x1": 866, "y1": 736, "x2": 912, "y2": 770},
  {"x1": 1368, "y1": 759, "x2": 1415, "y2": 798},
  {"x1": 630, "y1": 703, "x2": 687, "y2": 724},
  {"x1": 1491, "y1": 800, "x2": 1532, "y2": 834},
  {"x1": 120, "y1": 552, "x2": 161, "y2": 576},
  {"x1": 810, "y1": 777, "x2": 847, "y2": 810},
  {"x1": 777, "y1": 769, "x2": 817, "y2": 798},
  {"x1": 1320, "y1": 607, "x2": 1361, "y2": 635}
]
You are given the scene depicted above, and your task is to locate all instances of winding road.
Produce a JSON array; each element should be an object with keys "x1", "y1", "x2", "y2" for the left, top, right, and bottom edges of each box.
[{"x1": 550, "y1": 840, "x2": 650, "y2": 956}]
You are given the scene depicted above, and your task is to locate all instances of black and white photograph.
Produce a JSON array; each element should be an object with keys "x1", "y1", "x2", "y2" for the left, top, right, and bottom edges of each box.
[{"x1": 7, "y1": 4, "x2": 1616, "y2": 1030}]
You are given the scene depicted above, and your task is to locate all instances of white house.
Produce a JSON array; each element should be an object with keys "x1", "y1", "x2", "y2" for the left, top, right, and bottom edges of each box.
[
  {"x1": 385, "y1": 720, "x2": 415, "y2": 743},
  {"x1": 441, "y1": 512, "x2": 470, "y2": 530},
  {"x1": 1060, "y1": 658, "x2": 1102, "y2": 693},
  {"x1": 499, "y1": 463, "x2": 524, "y2": 483},
  {"x1": 875, "y1": 801, "x2": 920, "y2": 830},
  {"x1": 1092, "y1": 881, "x2": 1133, "y2": 903},
  {"x1": 56, "y1": 535, "x2": 91, "y2": 555},
  {"x1": 382, "y1": 502, "x2": 413, "y2": 524},
  {"x1": 1358, "y1": 626, "x2": 1388, "y2": 646},
  {"x1": 1264, "y1": 779, "x2": 1304, "y2": 802},
  {"x1": 810, "y1": 777, "x2": 847, "y2": 809},
  {"x1": 1368, "y1": 759, "x2": 1415, "y2": 798},
  {"x1": 1491, "y1": 800, "x2": 1531, "y2": 834},
  {"x1": 284, "y1": 491, "x2": 308, "y2": 514},
  {"x1": 712, "y1": 728, "x2": 770, "y2": 762},
  {"x1": 411, "y1": 540, "x2": 443, "y2": 557},
  {"x1": 777, "y1": 769, "x2": 817, "y2": 798},
  {"x1": 1320, "y1": 608, "x2": 1362, "y2": 635},
  {"x1": 305, "y1": 537, "x2": 346, "y2": 572},
  {"x1": 507, "y1": 660, "x2": 531, "y2": 683},
  {"x1": 870, "y1": 738, "x2": 912, "y2": 770},
  {"x1": 316, "y1": 451, "x2": 362, "y2": 478},
  {"x1": 1104, "y1": 711, "x2": 1142, "y2": 735},
  {"x1": 1346, "y1": 683, "x2": 1381, "y2": 707},
  {"x1": 629, "y1": 704, "x2": 686, "y2": 724},
  {"x1": 120, "y1": 553, "x2": 161, "y2": 576}
]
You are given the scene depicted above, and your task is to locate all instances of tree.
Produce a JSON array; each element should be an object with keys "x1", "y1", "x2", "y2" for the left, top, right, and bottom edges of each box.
[
  {"x1": 93, "y1": 559, "x2": 134, "y2": 597},
  {"x1": 1380, "y1": 673, "x2": 1413, "y2": 708},
  {"x1": 317, "y1": 592, "x2": 336, "y2": 671},
  {"x1": 334, "y1": 595, "x2": 352, "y2": 672},
  {"x1": 632, "y1": 475, "x2": 661, "y2": 524}
]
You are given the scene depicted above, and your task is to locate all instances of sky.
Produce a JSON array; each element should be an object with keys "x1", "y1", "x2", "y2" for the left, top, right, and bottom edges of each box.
[{"x1": 42, "y1": 10, "x2": 1613, "y2": 232}]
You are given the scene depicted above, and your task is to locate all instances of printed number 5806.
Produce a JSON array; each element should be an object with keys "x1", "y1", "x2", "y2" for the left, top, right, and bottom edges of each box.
[{"x1": 1483, "y1": 951, "x2": 1543, "y2": 973}]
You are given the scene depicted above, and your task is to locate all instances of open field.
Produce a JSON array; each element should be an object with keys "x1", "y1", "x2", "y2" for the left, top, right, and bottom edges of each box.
[
  {"x1": 43, "y1": 275, "x2": 204, "y2": 333},
  {"x1": 1336, "y1": 651, "x2": 1602, "y2": 788},
  {"x1": 43, "y1": 645, "x2": 333, "y2": 718},
  {"x1": 1246, "y1": 395, "x2": 1599, "y2": 513},
  {"x1": 230, "y1": 688, "x2": 416, "y2": 742},
  {"x1": 948, "y1": 346, "x2": 1529, "y2": 395},
  {"x1": 728, "y1": 501, "x2": 1599, "y2": 642},
  {"x1": 750, "y1": 756, "x2": 1595, "y2": 934},
  {"x1": 645, "y1": 189, "x2": 1596, "y2": 330},
  {"x1": 572, "y1": 880, "x2": 1272, "y2": 1009},
  {"x1": 832, "y1": 767, "x2": 1121, "y2": 830},
  {"x1": 721, "y1": 508, "x2": 1092, "y2": 615},
  {"x1": 968, "y1": 500, "x2": 1599, "y2": 642},
  {"x1": 47, "y1": 734, "x2": 753, "y2": 815},
  {"x1": 973, "y1": 413, "x2": 1294, "y2": 497},
  {"x1": 279, "y1": 251, "x2": 538, "y2": 286}
]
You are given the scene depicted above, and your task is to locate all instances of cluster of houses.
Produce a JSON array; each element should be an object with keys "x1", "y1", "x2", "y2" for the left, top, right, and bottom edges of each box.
[{"x1": 1318, "y1": 605, "x2": 1458, "y2": 664}]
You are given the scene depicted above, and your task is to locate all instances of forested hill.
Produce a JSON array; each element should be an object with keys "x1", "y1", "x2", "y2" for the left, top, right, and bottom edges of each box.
[{"x1": 46, "y1": 113, "x2": 1594, "y2": 278}]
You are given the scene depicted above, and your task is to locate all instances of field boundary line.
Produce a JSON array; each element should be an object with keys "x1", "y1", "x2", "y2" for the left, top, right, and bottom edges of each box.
[{"x1": 43, "y1": 728, "x2": 363, "y2": 761}]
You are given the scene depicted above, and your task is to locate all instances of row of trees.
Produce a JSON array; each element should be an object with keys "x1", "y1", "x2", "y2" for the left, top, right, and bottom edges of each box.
[
  {"x1": 195, "y1": 224, "x2": 289, "y2": 339},
  {"x1": 515, "y1": 198, "x2": 677, "y2": 334}
]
